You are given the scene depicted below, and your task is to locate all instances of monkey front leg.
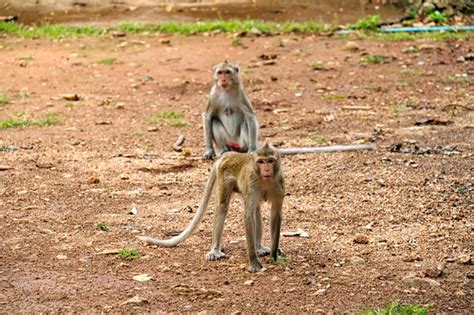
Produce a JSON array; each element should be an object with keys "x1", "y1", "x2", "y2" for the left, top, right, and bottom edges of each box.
[
  {"x1": 270, "y1": 199, "x2": 283, "y2": 261},
  {"x1": 202, "y1": 113, "x2": 216, "y2": 160},
  {"x1": 254, "y1": 205, "x2": 270, "y2": 256},
  {"x1": 245, "y1": 201, "x2": 262, "y2": 272}
]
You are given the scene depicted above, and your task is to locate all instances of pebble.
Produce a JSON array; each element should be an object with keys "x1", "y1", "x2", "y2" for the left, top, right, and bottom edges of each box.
[{"x1": 353, "y1": 234, "x2": 369, "y2": 244}]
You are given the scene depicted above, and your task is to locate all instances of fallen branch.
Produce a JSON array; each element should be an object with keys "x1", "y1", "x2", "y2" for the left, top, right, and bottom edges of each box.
[{"x1": 277, "y1": 144, "x2": 375, "y2": 155}]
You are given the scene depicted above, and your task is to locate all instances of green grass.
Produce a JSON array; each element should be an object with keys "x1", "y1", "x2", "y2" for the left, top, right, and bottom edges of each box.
[
  {"x1": 98, "y1": 58, "x2": 117, "y2": 65},
  {"x1": 360, "y1": 301, "x2": 429, "y2": 315},
  {"x1": 322, "y1": 94, "x2": 345, "y2": 101},
  {"x1": 428, "y1": 10, "x2": 448, "y2": 24},
  {"x1": 95, "y1": 222, "x2": 109, "y2": 231},
  {"x1": 0, "y1": 20, "x2": 332, "y2": 38},
  {"x1": 363, "y1": 31, "x2": 472, "y2": 42},
  {"x1": 272, "y1": 255, "x2": 292, "y2": 266},
  {"x1": 0, "y1": 113, "x2": 62, "y2": 129},
  {"x1": 308, "y1": 61, "x2": 326, "y2": 70},
  {"x1": 390, "y1": 103, "x2": 416, "y2": 113},
  {"x1": 148, "y1": 110, "x2": 190, "y2": 127},
  {"x1": 231, "y1": 38, "x2": 242, "y2": 47},
  {"x1": 308, "y1": 135, "x2": 327, "y2": 144},
  {"x1": 443, "y1": 76, "x2": 470, "y2": 85},
  {"x1": 347, "y1": 15, "x2": 380, "y2": 31},
  {"x1": 399, "y1": 69, "x2": 423, "y2": 76},
  {"x1": 360, "y1": 54, "x2": 388, "y2": 65},
  {"x1": 118, "y1": 248, "x2": 139, "y2": 260},
  {"x1": 0, "y1": 93, "x2": 10, "y2": 106}
]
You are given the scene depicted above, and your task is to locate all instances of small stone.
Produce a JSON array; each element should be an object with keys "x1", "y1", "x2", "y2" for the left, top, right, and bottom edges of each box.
[
  {"x1": 115, "y1": 102, "x2": 125, "y2": 109},
  {"x1": 112, "y1": 31, "x2": 126, "y2": 38},
  {"x1": 60, "y1": 94, "x2": 80, "y2": 101},
  {"x1": 159, "y1": 38, "x2": 171, "y2": 44},
  {"x1": 423, "y1": 267, "x2": 443, "y2": 278},
  {"x1": 314, "y1": 288, "x2": 326, "y2": 296},
  {"x1": 0, "y1": 165, "x2": 13, "y2": 171},
  {"x1": 344, "y1": 41, "x2": 361, "y2": 51},
  {"x1": 120, "y1": 295, "x2": 149, "y2": 306},
  {"x1": 350, "y1": 256, "x2": 365, "y2": 264},
  {"x1": 457, "y1": 254, "x2": 471, "y2": 265},
  {"x1": 120, "y1": 174, "x2": 129, "y2": 180},
  {"x1": 56, "y1": 254, "x2": 68, "y2": 260},
  {"x1": 354, "y1": 234, "x2": 369, "y2": 244},
  {"x1": 244, "y1": 280, "x2": 254, "y2": 286},
  {"x1": 87, "y1": 176, "x2": 100, "y2": 185}
]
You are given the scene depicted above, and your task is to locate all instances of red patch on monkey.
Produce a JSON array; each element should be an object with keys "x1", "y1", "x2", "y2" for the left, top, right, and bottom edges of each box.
[{"x1": 227, "y1": 141, "x2": 241, "y2": 150}]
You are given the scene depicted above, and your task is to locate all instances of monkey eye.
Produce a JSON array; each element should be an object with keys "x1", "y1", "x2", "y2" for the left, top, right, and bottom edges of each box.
[
  {"x1": 224, "y1": 70, "x2": 231, "y2": 74},
  {"x1": 268, "y1": 159, "x2": 275, "y2": 164},
  {"x1": 257, "y1": 160, "x2": 265, "y2": 164},
  {"x1": 217, "y1": 70, "x2": 223, "y2": 75}
]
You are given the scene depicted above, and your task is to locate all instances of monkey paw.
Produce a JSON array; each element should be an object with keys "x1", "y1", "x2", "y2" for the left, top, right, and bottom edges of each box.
[
  {"x1": 256, "y1": 245, "x2": 270, "y2": 256},
  {"x1": 248, "y1": 259, "x2": 263, "y2": 273},
  {"x1": 206, "y1": 249, "x2": 226, "y2": 261},
  {"x1": 203, "y1": 149, "x2": 215, "y2": 160}
]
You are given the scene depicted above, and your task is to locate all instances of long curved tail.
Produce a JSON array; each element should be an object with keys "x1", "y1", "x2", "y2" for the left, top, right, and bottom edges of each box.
[{"x1": 137, "y1": 164, "x2": 217, "y2": 247}]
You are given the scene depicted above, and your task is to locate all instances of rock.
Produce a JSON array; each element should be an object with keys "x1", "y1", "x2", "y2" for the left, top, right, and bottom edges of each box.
[
  {"x1": 87, "y1": 176, "x2": 100, "y2": 185},
  {"x1": 466, "y1": 271, "x2": 474, "y2": 279},
  {"x1": 457, "y1": 254, "x2": 471, "y2": 265},
  {"x1": 120, "y1": 174, "x2": 129, "y2": 180},
  {"x1": 350, "y1": 256, "x2": 365, "y2": 264},
  {"x1": 56, "y1": 254, "x2": 68, "y2": 260},
  {"x1": 402, "y1": 273, "x2": 441, "y2": 287},
  {"x1": 244, "y1": 280, "x2": 254, "y2": 286},
  {"x1": 112, "y1": 31, "x2": 126, "y2": 38},
  {"x1": 120, "y1": 295, "x2": 149, "y2": 306},
  {"x1": 132, "y1": 274, "x2": 153, "y2": 282},
  {"x1": 314, "y1": 288, "x2": 326, "y2": 296},
  {"x1": 159, "y1": 38, "x2": 171, "y2": 44},
  {"x1": 353, "y1": 234, "x2": 369, "y2": 244},
  {"x1": 423, "y1": 267, "x2": 443, "y2": 278},
  {"x1": 419, "y1": 44, "x2": 440, "y2": 52},
  {"x1": 60, "y1": 94, "x2": 80, "y2": 101},
  {"x1": 344, "y1": 41, "x2": 361, "y2": 51},
  {"x1": 464, "y1": 53, "x2": 474, "y2": 61},
  {"x1": 0, "y1": 165, "x2": 13, "y2": 171}
]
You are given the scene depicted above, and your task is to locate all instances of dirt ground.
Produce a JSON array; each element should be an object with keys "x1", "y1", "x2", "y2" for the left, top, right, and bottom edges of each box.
[{"x1": 0, "y1": 31, "x2": 473, "y2": 313}]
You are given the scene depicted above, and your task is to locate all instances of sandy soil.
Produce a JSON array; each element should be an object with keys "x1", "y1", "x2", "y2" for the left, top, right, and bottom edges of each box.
[{"x1": 0, "y1": 32, "x2": 473, "y2": 313}]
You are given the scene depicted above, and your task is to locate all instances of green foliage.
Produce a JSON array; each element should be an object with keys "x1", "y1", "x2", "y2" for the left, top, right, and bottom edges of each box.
[
  {"x1": 272, "y1": 255, "x2": 292, "y2": 266},
  {"x1": 118, "y1": 248, "x2": 139, "y2": 260},
  {"x1": 149, "y1": 110, "x2": 190, "y2": 127},
  {"x1": 308, "y1": 61, "x2": 326, "y2": 70},
  {"x1": 366, "y1": 31, "x2": 472, "y2": 42},
  {"x1": 99, "y1": 58, "x2": 117, "y2": 65},
  {"x1": 399, "y1": 69, "x2": 423, "y2": 76},
  {"x1": 308, "y1": 135, "x2": 327, "y2": 144},
  {"x1": 427, "y1": 10, "x2": 448, "y2": 24},
  {"x1": 36, "y1": 113, "x2": 62, "y2": 126},
  {"x1": 0, "y1": 93, "x2": 10, "y2": 106},
  {"x1": 95, "y1": 222, "x2": 109, "y2": 231},
  {"x1": 347, "y1": 15, "x2": 380, "y2": 31},
  {"x1": 322, "y1": 94, "x2": 345, "y2": 101},
  {"x1": 0, "y1": 21, "x2": 103, "y2": 38},
  {"x1": 0, "y1": 113, "x2": 62, "y2": 128},
  {"x1": 360, "y1": 301, "x2": 429, "y2": 315},
  {"x1": 231, "y1": 38, "x2": 242, "y2": 47},
  {"x1": 360, "y1": 54, "x2": 387, "y2": 65}
]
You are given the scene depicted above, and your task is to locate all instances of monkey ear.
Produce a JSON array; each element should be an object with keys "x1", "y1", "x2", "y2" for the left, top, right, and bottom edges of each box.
[{"x1": 233, "y1": 64, "x2": 240, "y2": 73}]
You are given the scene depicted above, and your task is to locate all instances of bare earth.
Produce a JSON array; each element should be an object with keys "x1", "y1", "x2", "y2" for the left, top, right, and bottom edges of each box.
[{"x1": 0, "y1": 32, "x2": 473, "y2": 313}]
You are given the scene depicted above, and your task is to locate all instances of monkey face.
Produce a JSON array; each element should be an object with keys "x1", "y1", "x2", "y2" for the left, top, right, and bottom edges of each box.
[
  {"x1": 213, "y1": 61, "x2": 239, "y2": 90},
  {"x1": 257, "y1": 157, "x2": 276, "y2": 179}
]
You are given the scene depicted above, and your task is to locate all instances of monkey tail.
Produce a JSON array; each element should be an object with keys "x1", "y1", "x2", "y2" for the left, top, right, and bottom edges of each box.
[{"x1": 137, "y1": 163, "x2": 218, "y2": 247}]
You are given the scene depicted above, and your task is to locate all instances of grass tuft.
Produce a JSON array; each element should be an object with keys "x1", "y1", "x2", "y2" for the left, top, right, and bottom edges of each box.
[
  {"x1": 0, "y1": 93, "x2": 10, "y2": 106},
  {"x1": 149, "y1": 110, "x2": 190, "y2": 127},
  {"x1": 118, "y1": 248, "x2": 139, "y2": 260},
  {"x1": 0, "y1": 113, "x2": 62, "y2": 129},
  {"x1": 347, "y1": 15, "x2": 380, "y2": 31},
  {"x1": 360, "y1": 54, "x2": 388, "y2": 65},
  {"x1": 360, "y1": 301, "x2": 429, "y2": 315},
  {"x1": 95, "y1": 222, "x2": 109, "y2": 231}
]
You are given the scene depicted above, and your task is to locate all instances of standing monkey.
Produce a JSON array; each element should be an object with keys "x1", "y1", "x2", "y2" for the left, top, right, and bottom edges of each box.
[
  {"x1": 203, "y1": 60, "x2": 259, "y2": 160},
  {"x1": 138, "y1": 144, "x2": 285, "y2": 273}
]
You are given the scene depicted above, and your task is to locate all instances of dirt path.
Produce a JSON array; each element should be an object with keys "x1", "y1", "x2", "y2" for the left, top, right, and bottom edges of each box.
[{"x1": 0, "y1": 33, "x2": 473, "y2": 313}]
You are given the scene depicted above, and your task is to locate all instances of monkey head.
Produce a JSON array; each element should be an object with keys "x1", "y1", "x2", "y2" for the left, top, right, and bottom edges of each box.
[
  {"x1": 213, "y1": 60, "x2": 240, "y2": 90},
  {"x1": 254, "y1": 143, "x2": 281, "y2": 180}
]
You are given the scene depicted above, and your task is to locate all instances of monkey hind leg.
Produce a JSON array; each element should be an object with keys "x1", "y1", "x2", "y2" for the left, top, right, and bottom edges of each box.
[{"x1": 211, "y1": 119, "x2": 231, "y2": 155}]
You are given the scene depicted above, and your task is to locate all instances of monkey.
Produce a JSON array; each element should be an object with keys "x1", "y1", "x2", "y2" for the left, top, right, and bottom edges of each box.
[
  {"x1": 138, "y1": 143, "x2": 285, "y2": 273},
  {"x1": 202, "y1": 60, "x2": 259, "y2": 160},
  {"x1": 202, "y1": 61, "x2": 376, "y2": 159}
]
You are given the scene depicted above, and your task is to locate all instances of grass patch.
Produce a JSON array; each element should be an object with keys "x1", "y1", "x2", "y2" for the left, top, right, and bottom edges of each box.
[
  {"x1": 428, "y1": 10, "x2": 448, "y2": 24},
  {"x1": 360, "y1": 301, "x2": 429, "y2": 315},
  {"x1": 148, "y1": 110, "x2": 190, "y2": 127},
  {"x1": 399, "y1": 69, "x2": 423, "y2": 76},
  {"x1": 0, "y1": 21, "x2": 103, "y2": 38},
  {"x1": 98, "y1": 57, "x2": 117, "y2": 65},
  {"x1": 0, "y1": 20, "x2": 333, "y2": 38},
  {"x1": 0, "y1": 93, "x2": 10, "y2": 106},
  {"x1": 308, "y1": 135, "x2": 327, "y2": 144},
  {"x1": 390, "y1": 103, "x2": 416, "y2": 113},
  {"x1": 118, "y1": 248, "x2": 139, "y2": 260},
  {"x1": 443, "y1": 76, "x2": 470, "y2": 85},
  {"x1": 272, "y1": 255, "x2": 292, "y2": 266},
  {"x1": 308, "y1": 61, "x2": 326, "y2": 70},
  {"x1": 231, "y1": 38, "x2": 242, "y2": 47},
  {"x1": 322, "y1": 94, "x2": 345, "y2": 101},
  {"x1": 95, "y1": 222, "x2": 109, "y2": 231},
  {"x1": 360, "y1": 54, "x2": 387, "y2": 65},
  {"x1": 347, "y1": 15, "x2": 380, "y2": 31},
  {"x1": 0, "y1": 113, "x2": 62, "y2": 129},
  {"x1": 364, "y1": 31, "x2": 472, "y2": 42},
  {"x1": 17, "y1": 91, "x2": 31, "y2": 99}
]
